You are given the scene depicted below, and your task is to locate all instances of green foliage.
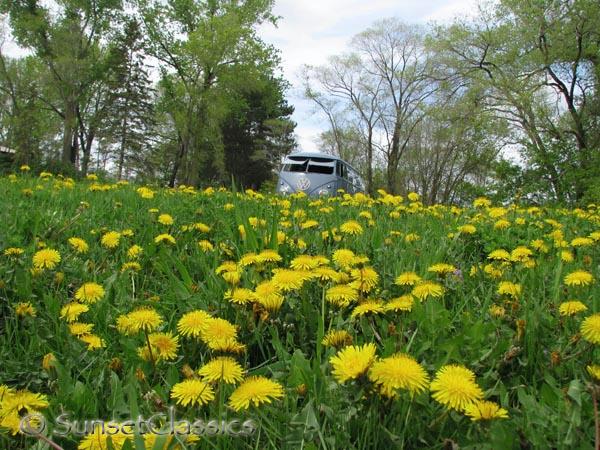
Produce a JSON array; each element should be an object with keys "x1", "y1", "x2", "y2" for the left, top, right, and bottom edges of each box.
[{"x1": 0, "y1": 175, "x2": 598, "y2": 449}]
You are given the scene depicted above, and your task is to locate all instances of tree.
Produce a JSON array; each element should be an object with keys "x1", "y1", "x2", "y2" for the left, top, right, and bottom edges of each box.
[
  {"x1": 432, "y1": 0, "x2": 600, "y2": 202},
  {"x1": 302, "y1": 54, "x2": 382, "y2": 194},
  {"x1": 353, "y1": 19, "x2": 437, "y2": 193},
  {"x1": 139, "y1": 0, "x2": 281, "y2": 187},
  {"x1": 222, "y1": 74, "x2": 296, "y2": 189},
  {"x1": 102, "y1": 19, "x2": 155, "y2": 179},
  {"x1": 1, "y1": 0, "x2": 123, "y2": 172}
]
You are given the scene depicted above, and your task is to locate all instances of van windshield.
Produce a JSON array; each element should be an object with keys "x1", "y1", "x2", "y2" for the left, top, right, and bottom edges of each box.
[{"x1": 282, "y1": 157, "x2": 335, "y2": 175}]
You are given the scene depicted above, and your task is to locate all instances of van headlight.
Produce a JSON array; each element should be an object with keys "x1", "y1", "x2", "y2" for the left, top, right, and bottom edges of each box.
[
  {"x1": 279, "y1": 183, "x2": 289, "y2": 193},
  {"x1": 318, "y1": 188, "x2": 330, "y2": 196}
]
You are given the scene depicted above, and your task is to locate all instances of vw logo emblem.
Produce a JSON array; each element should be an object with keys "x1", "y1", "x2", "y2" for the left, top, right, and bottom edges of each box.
[{"x1": 296, "y1": 177, "x2": 311, "y2": 191}]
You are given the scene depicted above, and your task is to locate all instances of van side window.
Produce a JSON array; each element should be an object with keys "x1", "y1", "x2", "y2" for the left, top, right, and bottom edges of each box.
[{"x1": 336, "y1": 161, "x2": 346, "y2": 178}]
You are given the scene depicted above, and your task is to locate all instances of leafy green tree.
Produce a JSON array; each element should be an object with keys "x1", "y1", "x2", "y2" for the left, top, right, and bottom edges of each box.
[
  {"x1": 432, "y1": 0, "x2": 600, "y2": 203},
  {"x1": 221, "y1": 74, "x2": 295, "y2": 189},
  {"x1": 102, "y1": 19, "x2": 155, "y2": 179},
  {"x1": 1, "y1": 0, "x2": 122, "y2": 171},
  {"x1": 139, "y1": 0, "x2": 282, "y2": 187}
]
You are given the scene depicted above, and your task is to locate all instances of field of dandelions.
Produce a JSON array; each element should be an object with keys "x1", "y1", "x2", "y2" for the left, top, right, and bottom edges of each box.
[{"x1": 1, "y1": 169, "x2": 599, "y2": 450}]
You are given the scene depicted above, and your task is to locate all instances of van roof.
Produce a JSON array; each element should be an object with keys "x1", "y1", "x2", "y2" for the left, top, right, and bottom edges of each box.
[
  {"x1": 285, "y1": 151, "x2": 341, "y2": 159},
  {"x1": 283, "y1": 151, "x2": 362, "y2": 174}
]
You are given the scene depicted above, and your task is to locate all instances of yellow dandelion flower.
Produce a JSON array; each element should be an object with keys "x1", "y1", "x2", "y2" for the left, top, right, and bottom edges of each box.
[
  {"x1": 42, "y1": 353, "x2": 56, "y2": 371},
  {"x1": 238, "y1": 252, "x2": 259, "y2": 267},
  {"x1": 68, "y1": 237, "x2": 89, "y2": 254},
  {"x1": 368, "y1": 353, "x2": 429, "y2": 397},
  {"x1": 79, "y1": 333, "x2": 105, "y2": 350},
  {"x1": 300, "y1": 219, "x2": 319, "y2": 229},
  {"x1": 326, "y1": 284, "x2": 359, "y2": 307},
  {"x1": 171, "y1": 379, "x2": 215, "y2": 407},
  {"x1": 464, "y1": 400, "x2": 509, "y2": 421},
  {"x1": 349, "y1": 267, "x2": 379, "y2": 293},
  {"x1": 193, "y1": 222, "x2": 211, "y2": 233},
  {"x1": 322, "y1": 330, "x2": 353, "y2": 348},
  {"x1": 137, "y1": 187, "x2": 155, "y2": 198},
  {"x1": 571, "y1": 237, "x2": 593, "y2": 247},
  {"x1": 385, "y1": 295, "x2": 414, "y2": 312},
  {"x1": 428, "y1": 263, "x2": 457, "y2": 275},
  {"x1": 473, "y1": 197, "x2": 491, "y2": 207},
  {"x1": 101, "y1": 231, "x2": 121, "y2": 249},
  {"x1": 559, "y1": 301, "x2": 587, "y2": 317},
  {"x1": 127, "y1": 245, "x2": 143, "y2": 259},
  {"x1": 198, "y1": 357, "x2": 244, "y2": 384},
  {"x1": 510, "y1": 246, "x2": 533, "y2": 262},
  {"x1": 60, "y1": 302, "x2": 89, "y2": 322},
  {"x1": 4, "y1": 247, "x2": 25, "y2": 257},
  {"x1": 290, "y1": 255, "x2": 323, "y2": 271},
  {"x1": 394, "y1": 272, "x2": 422, "y2": 286},
  {"x1": 487, "y1": 249, "x2": 510, "y2": 261},
  {"x1": 177, "y1": 310, "x2": 212, "y2": 338},
  {"x1": 32, "y1": 248, "x2": 61, "y2": 269},
  {"x1": 117, "y1": 308, "x2": 163, "y2": 335},
  {"x1": 207, "y1": 338, "x2": 246, "y2": 354},
  {"x1": 198, "y1": 240, "x2": 214, "y2": 252},
  {"x1": 121, "y1": 261, "x2": 141, "y2": 272},
  {"x1": 228, "y1": 376, "x2": 284, "y2": 411},
  {"x1": 330, "y1": 343, "x2": 377, "y2": 383},
  {"x1": 256, "y1": 249, "x2": 282, "y2": 263},
  {"x1": 580, "y1": 313, "x2": 600, "y2": 344},
  {"x1": 430, "y1": 364, "x2": 484, "y2": 411},
  {"x1": 271, "y1": 269, "x2": 311, "y2": 292},
  {"x1": 154, "y1": 233, "x2": 176, "y2": 245},
  {"x1": 139, "y1": 332, "x2": 179, "y2": 361},
  {"x1": 494, "y1": 219, "x2": 510, "y2": 230},
  {"x1": 561, "y1": 250, "x2": 574, "y2": 263},
  {"x1": 15, "y1": 302, "x2": 36, "y2": 317},
  {"x1": 564, "y1": 270, "x2": 594, "y2": 287},
  {"x1": 489, "y1": 305, "x2": 506, "y2": 318},
  {"x1": 68, "y1": 322, "x2": 94, "y2": 336},
  {"x1": 587, "y1": 365, "x2": 600, "y2": 381},
  {"x1": 158, "y1": 214, "x2": 174, "y2": 225},
  {"x1": 225, "y1": 288, "x2": 256, "y2": 305},
  {"x1": 222, "y1": 270, "x2": 241, "y2": 285},
  {"x1": 458, "y1": 224, "x2": 477, "y2": 234},
  {"x1": 411, "y1": 282, "x2": 445, "y2": 301},
  {"x1": 332, "y1": 249, "x2": 357, "y2": 269},
  {"x1": 311, "y1": 266, "x2": 342, "y2": 283},
  {"x1": 254, "y1": 281, "x2": 285, "y2": 312},
  {"x1": 200, "y1": 317, "x2": 238, "y2": 344},
  {"x1": 75, "y1": 282, "x2": 105, "y2": 304},
  {"x1": 404, "y1": 233, "x2": 420, "y2": 243},
  {"x1": 339, "y1": 220, "x2": 364, "y2": 235},
  {"x1": 497, "y1": 281, "x2": 521, "y2": 298},
  {"x1": 350, "y1": 300, "x2": 385, "y2": 319}
]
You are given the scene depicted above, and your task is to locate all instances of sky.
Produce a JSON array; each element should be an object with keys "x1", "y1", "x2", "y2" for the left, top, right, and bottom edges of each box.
[{"x1": 257, "y1": 0, "x2": 480, "y2": 152}]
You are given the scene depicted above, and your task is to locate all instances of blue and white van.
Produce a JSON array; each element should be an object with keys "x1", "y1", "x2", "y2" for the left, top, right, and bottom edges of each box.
[{"x1": 276, "y1": 151, "x2": 365, "y2": 196}]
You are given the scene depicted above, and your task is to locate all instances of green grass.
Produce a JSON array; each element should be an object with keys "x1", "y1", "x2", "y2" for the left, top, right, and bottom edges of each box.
[{"x1": 0, "y1": 174, "x2": 598, "y2": 449}]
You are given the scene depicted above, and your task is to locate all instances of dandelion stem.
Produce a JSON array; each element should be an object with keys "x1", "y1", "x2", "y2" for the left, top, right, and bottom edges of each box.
[
  {"x1": 144, "y1": 328, "x2": 155, "y2": 367},
  {"x1": 592, "y1": 386, "x2": 599, "y2": 450}
]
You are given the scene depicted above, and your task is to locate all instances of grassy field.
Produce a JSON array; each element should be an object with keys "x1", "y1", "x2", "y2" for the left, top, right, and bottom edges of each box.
[{"x1": 0, "y1": 171, "x2": 599, "y2": 449}]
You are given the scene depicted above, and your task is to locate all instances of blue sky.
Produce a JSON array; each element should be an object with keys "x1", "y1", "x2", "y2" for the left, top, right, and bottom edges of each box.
[{"x1": 258, "y1": 0, "x2": 480, "y2": 151}]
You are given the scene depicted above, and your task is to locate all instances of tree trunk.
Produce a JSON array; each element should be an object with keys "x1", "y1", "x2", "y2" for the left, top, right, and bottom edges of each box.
[
  {"x1": 366, "y1": 129, "x2": 373, "y2": 195},
  {"x1": 387, "y1": 116, "x2": 402, "y2": 193},
  {"x1": 62, "y1": 98, "x2": 77, "y2": 167}
]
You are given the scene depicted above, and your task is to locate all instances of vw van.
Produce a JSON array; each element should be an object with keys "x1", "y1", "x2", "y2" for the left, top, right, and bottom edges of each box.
[{"x1": 276, "y1": 151, "x2": 365, "y2": 196}]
